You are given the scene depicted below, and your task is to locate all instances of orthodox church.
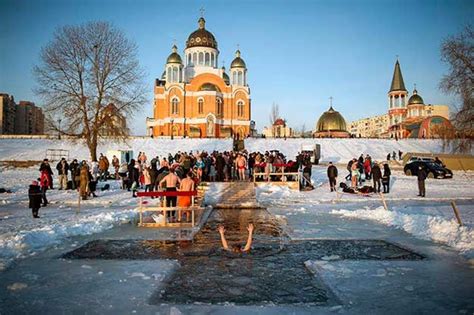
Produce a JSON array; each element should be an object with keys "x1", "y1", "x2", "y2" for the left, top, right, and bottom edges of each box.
[
  {"x1": 387, "y1": 60, "x2": 451, "y2": 139},
  {"x1": 146, "y1": 16, "x2": 251, "y2": 138},
  {"x1": 313, "y1": 98, "x2": 350, "y2": 138}
]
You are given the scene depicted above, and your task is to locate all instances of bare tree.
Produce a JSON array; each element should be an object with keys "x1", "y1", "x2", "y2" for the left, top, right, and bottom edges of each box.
[
  {"x1": 440, "y1": 25, "x2": 474, "y2": 153},
  {"x1": 34, "y1": 21, "x2": 147, "y2": 161},
  {"x1": 269, "y1": 102, "x2": 280, "y2": 126}
]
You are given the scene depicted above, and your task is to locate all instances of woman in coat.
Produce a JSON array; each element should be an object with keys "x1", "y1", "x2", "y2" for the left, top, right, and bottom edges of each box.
[
  {"x1": 382, "y1": 163, "x2": 392, "y2": 193},
  {"x1": 29, "y1": 180, "x2": 42, "y2": 218},
  {"x1": 79, "y1": 164, "x2": 90, "y2": 200}
]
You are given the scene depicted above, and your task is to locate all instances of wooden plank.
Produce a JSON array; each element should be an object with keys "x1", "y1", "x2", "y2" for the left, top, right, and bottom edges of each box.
[
  {"x1": 136, "y1": 191, "x2": 198, "y2": 197},
  {"x1": 450, "y1": 201, "x2": 463, "y2": 226}
]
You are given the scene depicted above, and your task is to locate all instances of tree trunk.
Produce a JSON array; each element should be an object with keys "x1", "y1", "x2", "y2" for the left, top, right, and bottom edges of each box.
[{"x1": 89, "y1": 137, "x2": 98, "y2": 162}]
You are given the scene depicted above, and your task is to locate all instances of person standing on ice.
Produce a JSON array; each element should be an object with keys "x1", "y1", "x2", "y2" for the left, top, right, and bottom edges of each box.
[
  {"x1": 29, "y1": 180, "x2": 42, "y2": 218},
  {"x1": 236, "y1": 153, "x2": 247, "y2": 181},
  {"x1": 127, "y1": 159, "x2": 139, "y2": 197},
  {"x1": 112, "y1": 155, "x2": 120, "y2": 180},
  {"x1": 345, "y1": 159, "x2": 353, "y2": 181},
  {"x1": 39, "y1": 159, "x2": 54, "y2": 189},
  {"x1": 79, "y1": 162, "x2": 90, "y2": 200},
  {"x1": 417, "y1": 165, "x2": 427, "y2": 197},
  {"x1": 351, "y1": 159, "x2": 359, "y2": 189},
  {"x1": 69, "y1": 159, "x2": 80, "y2": 190},
  {"x1": 371, "y1": 162, "x2": 382, "y2": 193},
  {"x1": 382, "y1": 163, "x2": 391, "y2": 193},
  {"x1": 327, "y1": 162, "x2": 338, "y2": 192},
  {"x1": 159, "y1": 167, "x2": 181, "y2": 221},
  {"x1": 56, "y1": 158, "x2": 69, "y2": 190},
  {"x1": 40, "y1": 169, "x2": 50, "y2": 206}
]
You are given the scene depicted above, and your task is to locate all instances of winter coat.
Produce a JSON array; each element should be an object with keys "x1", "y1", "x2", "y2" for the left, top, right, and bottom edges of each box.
[
  {"x1": 371, "y1": 165, "x2": 382, "y2": 181},
  {"x1": 417, "y1": 167, "x2": 427, "y2": 181},
  {"x1": 363, "y1": 160, "x2": 371, "y2": 173},
  {"x1": 383, "y1": 165, "x2": 391, "y2": 177},
  {"x1": 327, "y1": 165, "x2": 338, "y2": 178},
  {"x1": 28, "y1": 185, "x2": 42, "y2": 209},
  {"x1": 79, "y1": 166, "x2": 89, "y2": 197},
  {"x1": 70, "y1": 161, "x2": 80, "y2": 179},
  {"x1": 347, "y1": 160, "x2": 353, "y2": 171},
  {"x1": 112, "y1": 157, "x2": 120, "y2": 168},
  {"x1": 39, "y1": 162, "x2": 53, "y2": 175},
  {"x1": 128, "y1": 162, "x2": 139, "y2": 183},
  {"x1": 56, "y1": 161, "x2": 69, "y2": 175},
  {"x1": 98, "y1": 157, "x2": 108, "y2": 171},
  {"x1": 40, "y1": 171, "x2": 50, "y2": 188}
]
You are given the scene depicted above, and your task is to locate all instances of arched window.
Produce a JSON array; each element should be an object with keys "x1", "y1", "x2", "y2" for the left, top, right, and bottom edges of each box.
[
  {"x1": 216, "y1": 98, "x2": 223, "y2": 116},
  {"x1": 171, "y1": 98, "x2": 179, "y2": 115},
  {"x1": 172, "y1": 67, "x2": 178, "y2": 82},
  {"x1": 205, "y1": 52, "x2": 210, "y2": 66},
  {"x1": 192, "y1": 52, "x2": 197, "y2": 65},
  {"x1": 237, "y1": 101, "x2": 244, "y2": 117},
  {"x1": 188, "y1": 54, "x2": 191, "y2": 65},
  {"x1": 198, "y1": 98, "x2": 204, "y2": 114},
  {"x1": 238, "y1": 71, "x2": 243, "y2": 85},
  {"x1": 211, "y1": 53, "x2": 215, "y2": 67},
  {"x1": 233, "y1": 72, "x2": 237, "y2": 85},
  {"x1": 167, "y1": 67, "x2": 171, "y2": 82},
  {"x1": 199, "y1": 52, "x2": 204, "y2": 65}
]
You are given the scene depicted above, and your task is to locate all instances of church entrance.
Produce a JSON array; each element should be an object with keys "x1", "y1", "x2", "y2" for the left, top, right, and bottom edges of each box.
[{"x1": 206, "y1": 115, "x2": 215, "y2": 137}]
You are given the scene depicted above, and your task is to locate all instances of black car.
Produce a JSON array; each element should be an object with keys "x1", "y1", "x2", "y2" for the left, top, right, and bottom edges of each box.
[{"x1": 404, "y1": 161, "x2": 453, "y2": 179}]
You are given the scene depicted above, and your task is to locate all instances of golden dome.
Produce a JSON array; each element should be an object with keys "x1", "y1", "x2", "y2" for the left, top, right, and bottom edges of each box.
[
  {"x1": 230, "y1": 50, "x2": 246, "y2": 68},
  {"x1": 166, "y1": 45, "x2": 182, "y2": 64},
  {"x1": 408, "y1": 89, "x2": 424, "y2": 105},
  {"x1": 186, "y1": 17, "x2": 218, "y2": 49},
  {"x1": 316, "y1": 106, "x2": 347, "y2": 132}
]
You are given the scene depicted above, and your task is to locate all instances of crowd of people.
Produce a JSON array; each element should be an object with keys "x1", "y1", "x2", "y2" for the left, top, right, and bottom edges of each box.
[
  {"x1": 327, "y1": 154, "x2": 392, "y2": 195},
  {"x1": 27, "y1": 150, "x2": 314, "y2": 219},
  {"x1": 28, "y1": 148, "x2": 438, "y2": 219}
]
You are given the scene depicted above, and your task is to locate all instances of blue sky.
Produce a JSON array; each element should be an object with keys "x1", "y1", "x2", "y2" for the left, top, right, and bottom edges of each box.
[{"x1": 0, "y1": 0, "x2": 472, "y2": 134}]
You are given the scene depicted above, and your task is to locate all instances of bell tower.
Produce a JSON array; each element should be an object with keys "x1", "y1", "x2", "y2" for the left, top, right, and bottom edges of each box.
[{"x1": 388, "y1": 58, "x2": 408, "y2": 137}]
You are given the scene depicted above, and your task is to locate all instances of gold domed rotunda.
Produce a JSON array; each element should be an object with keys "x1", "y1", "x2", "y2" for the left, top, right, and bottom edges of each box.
[{"x1": 313, "y1": 103, "x2": 350, "y2": 138}]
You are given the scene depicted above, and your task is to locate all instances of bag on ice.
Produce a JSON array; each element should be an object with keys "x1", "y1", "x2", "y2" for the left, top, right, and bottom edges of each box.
[{"x1": 151, "y1": 213, "x2": 166, "y2": 224}]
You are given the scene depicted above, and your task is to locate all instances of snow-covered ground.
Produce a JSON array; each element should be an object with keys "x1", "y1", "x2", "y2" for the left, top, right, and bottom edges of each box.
[
  {"x1": 0, "y1": 138, "x2": 473, "y2": 313},
  {"x1": 256, "y1": 167, "x2": 474, "y2": 259},
  {"x1": 0, "y1": 169, "x2": 139, "y2": 270},
  {"x1": 245, "y1": 138, "x2": 459, "y2": 162}
]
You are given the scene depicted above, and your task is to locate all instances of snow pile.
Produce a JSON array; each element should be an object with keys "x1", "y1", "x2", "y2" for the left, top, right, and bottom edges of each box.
[
  {"x1": 331, "y1": 206, "x2": 474, "y2": 258},
  {"x1": 245, "y1": 138, "x2": 457, "y2": 162},
  {"x1": 0, "y1": 208, "x2": 137, "y2": 270},
  {"x1": 0, "y1": 138, "x2": 232, "y2": 161}
]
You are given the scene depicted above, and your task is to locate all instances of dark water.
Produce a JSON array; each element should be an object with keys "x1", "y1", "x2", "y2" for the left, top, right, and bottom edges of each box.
[{"x1": 63, "y1": 209, "x2": 423, "y2": 305}]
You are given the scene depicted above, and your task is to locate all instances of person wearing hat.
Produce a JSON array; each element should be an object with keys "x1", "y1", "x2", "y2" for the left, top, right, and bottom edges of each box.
[{"x1": 28, "y1": 180, "x2": 42, "y2": 218}]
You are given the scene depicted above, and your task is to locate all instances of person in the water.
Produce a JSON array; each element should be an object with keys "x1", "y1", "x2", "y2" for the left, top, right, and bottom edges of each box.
[{"x1": 218, "y1": 223, "x2": 254, "y2": 253}]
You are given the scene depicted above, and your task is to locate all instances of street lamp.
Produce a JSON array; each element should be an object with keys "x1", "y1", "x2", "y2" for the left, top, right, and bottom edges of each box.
[
  {"x1": 58, "y1": 118, "x2": 62, "y2": 140},
  {"x1": 170, "y1": 119, "x2": 174, "y2": 140}
]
